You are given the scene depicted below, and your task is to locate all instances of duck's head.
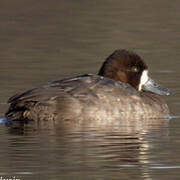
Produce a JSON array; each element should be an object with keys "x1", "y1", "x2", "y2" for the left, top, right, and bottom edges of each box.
[{"x1": 98, "y1": 49, "x2": 172, "y2": 95}]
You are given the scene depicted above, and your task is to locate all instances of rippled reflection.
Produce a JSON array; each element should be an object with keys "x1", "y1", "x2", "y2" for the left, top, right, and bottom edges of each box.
[{"x1": 0, "y1": 117, "x2": 169, "y2": 179}]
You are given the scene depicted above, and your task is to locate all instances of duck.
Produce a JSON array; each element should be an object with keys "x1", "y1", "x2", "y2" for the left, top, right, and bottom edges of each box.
[{"x1": 5, "y1": 49, "x2": 172, "y2": 127}]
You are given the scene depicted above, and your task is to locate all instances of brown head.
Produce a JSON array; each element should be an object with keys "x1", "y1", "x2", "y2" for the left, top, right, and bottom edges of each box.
[{"x1": 98, "y1": 49, "x2": 172, "y2": 95}]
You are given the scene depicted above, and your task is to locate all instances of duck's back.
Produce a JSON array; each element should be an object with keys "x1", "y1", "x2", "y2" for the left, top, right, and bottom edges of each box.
[{"x1": 5, "y1": 74, "x2": 169, "y2": 126}]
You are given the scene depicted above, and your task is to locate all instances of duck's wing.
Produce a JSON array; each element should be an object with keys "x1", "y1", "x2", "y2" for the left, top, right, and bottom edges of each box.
[
  {"x1": 7, "y1": 74, "x2": 100, "y2": 104},
  {"x1": 5, "y1": 74, "x2": 102, "y2": 121}
]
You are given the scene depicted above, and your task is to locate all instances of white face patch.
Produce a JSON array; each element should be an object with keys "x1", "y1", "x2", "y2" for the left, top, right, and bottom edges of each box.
[{"x1": 138, "y1": 70, "x2": 149, "y2": 91}]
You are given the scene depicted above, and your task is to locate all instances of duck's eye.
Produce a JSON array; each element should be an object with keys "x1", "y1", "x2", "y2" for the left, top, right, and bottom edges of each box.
[{"x1": 131, "y1": 66, "x2": 139, "y2": 72}]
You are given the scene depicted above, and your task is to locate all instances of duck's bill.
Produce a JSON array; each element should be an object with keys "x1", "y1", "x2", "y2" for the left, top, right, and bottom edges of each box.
[{"x1": 142, "y1": 78, "x2": 172, "y2": 96}]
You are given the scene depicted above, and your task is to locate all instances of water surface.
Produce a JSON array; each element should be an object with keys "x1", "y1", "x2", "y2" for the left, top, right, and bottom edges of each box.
[{"x1": 0, "y1": 0, "x2": 180, "y2": 179}]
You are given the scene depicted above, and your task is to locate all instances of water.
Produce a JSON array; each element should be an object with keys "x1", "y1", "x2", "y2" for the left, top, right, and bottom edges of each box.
[{"x1": 0, "y1": 0, "x2": 180, "y2": 179}]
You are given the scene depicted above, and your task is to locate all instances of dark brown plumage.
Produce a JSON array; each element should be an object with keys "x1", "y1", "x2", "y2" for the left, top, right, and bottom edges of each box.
[{"x1": 5, "y1": 49, "x2": 171, "y2": 127}]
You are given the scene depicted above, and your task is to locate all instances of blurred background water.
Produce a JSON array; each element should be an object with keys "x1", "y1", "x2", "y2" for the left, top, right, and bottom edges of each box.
[{"x1": 0, "y1": 0, "x2": 180, "y2": 179}]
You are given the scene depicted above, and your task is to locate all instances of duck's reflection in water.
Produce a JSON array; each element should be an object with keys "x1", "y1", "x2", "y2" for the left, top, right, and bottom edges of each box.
[{"x1": 6, "y1": 117, "x2": 169, "y2": 179}]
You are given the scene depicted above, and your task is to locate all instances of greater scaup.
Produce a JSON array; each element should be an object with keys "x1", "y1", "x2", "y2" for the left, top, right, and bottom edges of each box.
[{"x1": 5, "y1": 49, "x2": 172, "y2": 126}]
